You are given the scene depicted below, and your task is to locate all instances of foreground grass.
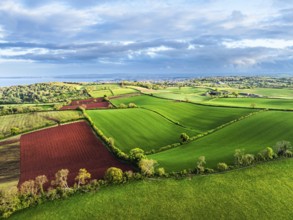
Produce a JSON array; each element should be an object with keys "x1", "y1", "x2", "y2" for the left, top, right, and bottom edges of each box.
[
  {"x1": 0, "y1": 111, "x2": 84, "y2": 138},
  {"x1": 150, "y1": 111, "x2": 293, "y2": 171},
  {"x1": 10, "y1": 158, "x2": 293, "y2": 220}
]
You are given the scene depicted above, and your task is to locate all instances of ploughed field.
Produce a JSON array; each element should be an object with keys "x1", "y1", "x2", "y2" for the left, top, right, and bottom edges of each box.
[
  {"x1": 60, "y1": 98, "x2": 110, "y2": 110},
  {"x1": 19, "y1": 121, "x2": 133, "y2": 187}
]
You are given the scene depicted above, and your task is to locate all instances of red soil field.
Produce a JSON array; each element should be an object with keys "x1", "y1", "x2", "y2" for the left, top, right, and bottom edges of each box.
[
  {"x1": 60, "y1": 98, "x2": 109, "y2": 110},
  {"x1": 19, "y1": 121, "x2": 133, "y2": 187}
]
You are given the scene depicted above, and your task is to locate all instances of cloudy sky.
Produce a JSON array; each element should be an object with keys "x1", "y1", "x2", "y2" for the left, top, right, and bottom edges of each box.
[{"x1": 0, "y1": 0, "x2": 293, "y2": 78}]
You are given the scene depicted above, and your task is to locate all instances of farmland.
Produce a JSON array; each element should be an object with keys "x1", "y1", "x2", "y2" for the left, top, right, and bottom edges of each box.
[
  {"x1": 19, "y1": 121, "x2": 133, "y2": 186},
  {"x1": 0, "y1": 138, "x2": 20, "y2": 189},
  {"x1": 10, "y1": 158, "x2": 293, "y2": 220},
  {"x1": 111, "y1": 95, "x2": 256, "y2": 131},
  {"x1": 0, "y1": 78, "x2": 293, "y2": 219},
  {"x1": 86, "y1": 108, "x2": 198, "y2": 152},
  {"x1": 0, "y1": 111, "x2": 84, "y2": 139},
  {"x1": 150, "y1": 111, "x2": 293, "y2": 171}
]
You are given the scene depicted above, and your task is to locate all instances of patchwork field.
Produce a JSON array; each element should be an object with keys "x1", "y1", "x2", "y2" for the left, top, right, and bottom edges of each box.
[
  {"x1": 86, "y1": 108, "x2": 198, "y2": 152},
  {"x1": 111, "y1": 95, "x2": 256, "y2": 131},
  {"x1": 150, "y1": 111, "x2": 293, "y2": 171},
  {"x1": 0, "y1": 111, "x2": 84, "y2": 139},
  {"x1": 19, "y1": 121, "x2": 133, "y2": 187},
  {"x1": 10, "y1": 158, "x2": 293, "y2": 220},
  {"x1": 86, "y1": 84, "x2": 137, "y2": 98}
]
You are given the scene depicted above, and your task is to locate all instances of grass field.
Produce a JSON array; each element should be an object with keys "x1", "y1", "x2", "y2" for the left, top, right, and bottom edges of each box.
[
  {"x1": 0, "y1": 111, "x2": 84, "y2": 138},
  {"x1": 150, "y1": 111, "x2": 293, "y2": 171},
  {"x1": 206, "y1": 97, "x2": 293, "y2": 109},
  {"x1": 10, "y1": 158, "x2": 293, "y2": 220},
  {"x1": 86, "y1": 109, "x2": 198, "y2": 152},
  {"x1": 111, "y1": 95, "x2": 256, "y2": 132}
]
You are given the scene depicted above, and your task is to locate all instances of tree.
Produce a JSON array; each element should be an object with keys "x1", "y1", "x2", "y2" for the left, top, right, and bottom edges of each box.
[
  {"x1": 20, "y1": 180, "x2": 37, "y2": 196},
  {"x1": 75, "y1": 168, "x2": 91, "y2": 188},
  {"x1": 234, "y1": 149, "x2": 245, "y2": 165},
  {"x1": 104, "y1": 167, "x2": 123, "y2": 184},
  {"x1": 242, "y1": 154, "x2": 255, "y2": 166},
  {"x1": 262, "y1": 147, "x2": 274, "y2": 160},
  {"x1": 274, "y1": 140, "x2": 292, "y2": 157},
  {"x1": 139, "y1": 159, "x2": 157, "y2": 176},
  {"x1": 51, "y1": 169, "x2": 70, "y2": 190},
  {"x1": 250, "y1": 103, "x2": 256, "y2": 108},
  {"x1": 128, "y1": 103, "x2": 137, "y2": 108},
  {"x1": 129, "y1": 148, "x2": 146, "y2": 162},
  {"x1": 196, "y1": 156, "x2": 206, "y2": 174},
  {"x1": 35, "y1": 175, "x2": 48, "y2": 195},
  {"x1": 180, "y1": 133, "x2": 189, "y2": 142}
]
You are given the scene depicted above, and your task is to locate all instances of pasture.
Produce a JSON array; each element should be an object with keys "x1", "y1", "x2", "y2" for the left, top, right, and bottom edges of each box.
[
  {"x1": 86, "y1": 108, "x2": 198, "y2": 152},
  {"x1": 0, "y1": 111, "x2": 84, "y2": 139},
  {"x1": 10, "y1": 158, "x2": 293, "y2": 220},
  {"x1": 150, "y1": 111, "x2": 293, "y2": 171},
  {"x1": 206, "y1": 97, "x2": 293, "y2": 109},
  {"x1": 111, "y1": 95, "x2": 256, "y2": 132}
]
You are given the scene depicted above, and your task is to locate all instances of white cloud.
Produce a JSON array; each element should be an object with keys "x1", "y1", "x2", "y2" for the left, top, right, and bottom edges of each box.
[{"x1": 223, "y1": 39, "x2": 293, "y2": 49}]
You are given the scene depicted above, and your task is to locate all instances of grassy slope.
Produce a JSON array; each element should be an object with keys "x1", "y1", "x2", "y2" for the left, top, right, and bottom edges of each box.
[
  {"x1": 10, "y1": 158, "x2": 293, "y2": 220},
  {"x1": 150, "y1": 111, "x2": 293, "y2": 171},
  {"x1": 0, "y1": 111, "x2": 84, "y2": 138},
  {"x1": 86, "y1": 109, "x2": 197, "y2": 152},
  {"x1": 111, "y1": 95, "x2": 255, "y2": 132}
]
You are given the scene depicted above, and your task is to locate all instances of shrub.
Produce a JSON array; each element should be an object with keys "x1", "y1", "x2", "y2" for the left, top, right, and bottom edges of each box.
[
  {"x1": 196, "y1": 156, "x2": 206, "y2": 174},
  {"x1": 180, "y1": 133, "x2": 189, "y2": 142},
  {"x1": 274, "y1": 140, "x2": 292, "y2": 157},
  {"x1": 156, "y1": 167, "x2": 166, "y2": 177},
  {"x1": 0, "y1": 187, "x2": 20, "y2": 218},
  {"x1": 104, "y1": 167, "x2": 123, "y2": 184},
  {"x1": 217, "y1": 162, "x2": 228, "y2": 171},
  {"x1": 128, "y1": 103, "x2": 137, "y2": 108},
  {"x1": 119, "y1": 103, "x2": 127, "y2": 108}
]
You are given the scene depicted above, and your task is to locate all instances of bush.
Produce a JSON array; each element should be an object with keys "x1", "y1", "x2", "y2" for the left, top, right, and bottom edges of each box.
[
  {"x1": 156, "y1": 167, "x2": 166, "y2": 177},
  {"x1": 129, "y1": 148, "x2": 146, "y2": 162},
  {"x1": 104, "y1": 167, "x2": 123, "y2": 184},
  {"x1": 217, "y1": 162, "x2": 228, "y2": 171},
  {"x1": 180, "y1": 133, "x2": 189, "y2": 142},
  {"x1": 128, "y1": 103, "x2": 137, "y2": 108},
  {"x1": 274, "y1": 141, "x2": 292, "y2": 157}
]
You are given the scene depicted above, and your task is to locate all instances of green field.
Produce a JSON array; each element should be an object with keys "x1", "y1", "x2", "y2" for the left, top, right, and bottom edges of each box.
[
  {"x1": 86, "y1": 109, "x2": 197, "y2": 152},
  {"x1": 150, "y1": 111, "x2": 293, "y2": 171},
  {"x1": 111, "y1": 95, "x2": 256, "y2": 132},
  {"x1": 0, "y1": 111, "x2": 84, "y2": 138},
  {"x1": 206, "y1": 97, "x2": 293, "y2": 109},
  {"x1": 10, "y1": 158, "x2": 293, "y2": 220}
]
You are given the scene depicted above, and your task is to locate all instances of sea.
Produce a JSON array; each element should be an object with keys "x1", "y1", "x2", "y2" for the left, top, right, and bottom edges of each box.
[{"x1": 0, "y1": 73, "x2": 197, "y2": 87}]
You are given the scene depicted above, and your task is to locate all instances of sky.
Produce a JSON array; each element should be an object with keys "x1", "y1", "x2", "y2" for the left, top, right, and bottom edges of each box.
[{"x1": 0, "y1": 0, "x2": 293, "y2": 78}]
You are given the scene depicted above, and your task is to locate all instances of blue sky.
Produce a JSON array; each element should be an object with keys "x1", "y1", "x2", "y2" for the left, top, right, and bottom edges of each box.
[{"x1": 0, "y1": 0, "x2": 293, "y2": 77}]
